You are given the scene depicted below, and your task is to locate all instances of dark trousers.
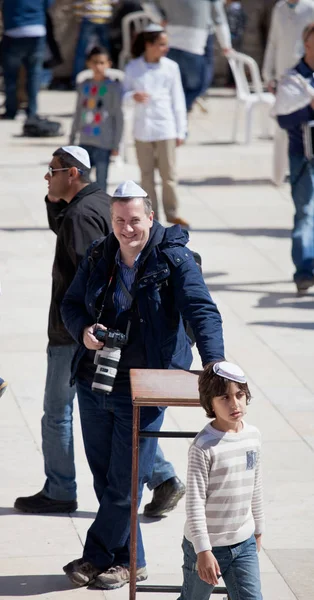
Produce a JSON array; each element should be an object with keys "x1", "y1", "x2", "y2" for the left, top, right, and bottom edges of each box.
[
  {"x1": 76, "y1": 378, "x2": 165, "y2": 571},
  {"x1": 1, "y1": 35, "x2": 45, "y2": 118},
  {"x1": 80, "y1": 145, "x2": 111, "y2": 192},
  {"x1": 167, "y1": 47, "x2": 206, "y2": 112}
]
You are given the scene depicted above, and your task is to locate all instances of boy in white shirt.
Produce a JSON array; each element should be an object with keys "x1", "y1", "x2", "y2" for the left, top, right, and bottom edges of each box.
[{"x1": 178, "y1": 360, "x2": 264, "y2": 599}]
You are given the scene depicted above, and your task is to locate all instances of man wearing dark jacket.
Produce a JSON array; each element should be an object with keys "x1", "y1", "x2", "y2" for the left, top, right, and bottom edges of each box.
[
  {"x1": 14, "y1": 146, "x2": 112, "y2": 513},
  {"x1": 61, "y1": 180, "x2": 225, "y2": 590}
]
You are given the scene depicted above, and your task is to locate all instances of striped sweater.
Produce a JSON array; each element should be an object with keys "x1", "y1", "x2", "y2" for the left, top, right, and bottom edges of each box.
[
  {"x1": 73, "y1": 0, "x2": 113, "y2": 24},
  {"x1": 184, "y1": 421, "x2": 265, "y2": 554}
]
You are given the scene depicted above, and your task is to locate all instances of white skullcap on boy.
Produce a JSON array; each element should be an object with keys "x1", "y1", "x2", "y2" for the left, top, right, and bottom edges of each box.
[
  {"x1": 113, "y1": 180, "x2": 148, "y2": 198},
  {"x1": 61, "y1": 146, "x2": 91, "y2": 169},
  {"x1": 144, "y1": 23, "x2": 165, "y2": 33},
  {"x1": 213, "y1": 361, "x2": 247, "y2": 384}
]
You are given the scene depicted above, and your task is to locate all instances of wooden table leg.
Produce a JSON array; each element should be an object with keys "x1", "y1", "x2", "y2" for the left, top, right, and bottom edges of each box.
[{"x1": 129, "y1": 404, "x2": 140, "y2": 600}]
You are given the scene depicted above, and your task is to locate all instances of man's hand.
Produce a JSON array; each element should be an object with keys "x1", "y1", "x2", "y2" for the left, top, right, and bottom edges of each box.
[
  {"x1": 222, "y1": 47, "x2": 232, "y2": 57},
  {"x1": 310, "y1": 98, "x2": 314, "y2": 110},
  {"x1": 176, "y1": 138, "x2": 184, "y2": 147},
  {"x1": 47, "y1": 193, "x2": 62, "y2": 203},
  {"x1": 197, "y1": 550, "x2": 221, "y2": 585},
  {"x1": 267, "y1": 80, "x2": 277, "y2": 94},
  {"x1": 133, "y1": 92, "x2": 150, "y2": 103},
  {"x1": 83, "y1": 324, "x2": 106, "y2": 350},
  {"x1": 255, "y1": 534, "x2": 262, "y2": 552}
]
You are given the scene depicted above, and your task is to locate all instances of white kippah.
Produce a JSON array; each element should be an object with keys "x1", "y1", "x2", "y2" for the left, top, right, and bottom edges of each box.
[
  {"x1": 61, "y1": 146, "x2": 91, "y2": 169},
  {"x1": 113, "y1": 180, "x2": 148, "y2": 198},
  {"x1": 213, "y1": 361, "x2": 247, "y2": 384},
  {"x1": 144, "y1": 23, "x2": 165, "y2": 33}
]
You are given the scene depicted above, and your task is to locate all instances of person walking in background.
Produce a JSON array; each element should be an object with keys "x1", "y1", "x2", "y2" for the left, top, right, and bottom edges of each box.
[
  {"x1": 262, "y1": 0, "x2": 314, "y2": 186},
  {"x1": 225, "y1": 0, "x2": 247, "y2": 86},
  {"x1": 178, "y1": 361, "x2": 264, "y2": 600},
  {"x1": 123, "y1": 25, "x2": 189, "y2": 227},
  {"x1": 0, "y1": 0, "x2": 54, "y2": 120},
  {"x1": 275, "y1": 22, "x2": 314, "y2": 294},
  {"x1": 143, "y1": 0, "x2": 231, "y2": 113},
  {"x1": 69, "y1": 46, "x2": 123, "y2": 192},
  {"x1": 72, "y1": 0, "x2": 113, "y2": 85}
]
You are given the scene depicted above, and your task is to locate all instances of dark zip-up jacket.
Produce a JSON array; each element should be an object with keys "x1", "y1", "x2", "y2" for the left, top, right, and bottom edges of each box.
[
  {"x1": 61, "y1": 221, "x2": 225, "y2": 383},
  {"x1": 47, "y1": 182, "x2": 111, "y2": 345},
  {"x1": 2, "y1": 0, "x2": 53, "y2": 31}
]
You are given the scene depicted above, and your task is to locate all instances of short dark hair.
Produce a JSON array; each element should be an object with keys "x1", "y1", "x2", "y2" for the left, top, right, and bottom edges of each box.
[
  {"x1": 86, "y1": 45, "x2": 111, "y2": 62},
  {"x1": 110, "y1": 195, "x2": 153, "y2": 216},
  {"x1": 198, "y1": 361, "x2": 252, "y2": 418},
  {"x1": 53, "y1": 148, "x2": 91, "y2": 183}
]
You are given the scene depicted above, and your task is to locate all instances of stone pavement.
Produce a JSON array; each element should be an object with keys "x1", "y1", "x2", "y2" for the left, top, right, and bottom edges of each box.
[{"x1": 0, "y1": 89, "x2": 313, "y2": 600}]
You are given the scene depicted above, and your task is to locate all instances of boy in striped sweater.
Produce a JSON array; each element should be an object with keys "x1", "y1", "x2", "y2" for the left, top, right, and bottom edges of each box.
[{"x1": 178, "y1": 361, "x2": 264, "y2": 600}]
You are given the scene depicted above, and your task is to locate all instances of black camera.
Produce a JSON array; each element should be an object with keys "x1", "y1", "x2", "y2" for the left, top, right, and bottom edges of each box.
[{"x1": 92, "y1": 327, "x2": 128, "y2": 394}]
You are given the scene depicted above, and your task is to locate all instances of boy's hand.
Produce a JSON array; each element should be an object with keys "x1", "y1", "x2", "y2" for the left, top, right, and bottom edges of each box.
[
  {"x1": 111, "y1": 150, "x2": 119, "y2": 156},
  {"x1": 176, "y1": 138, "x2": 184, "y2": 147},
  {"x1": 197, "y1": 550, "x2": 221, "y2": 585},
  {"x1": 133, "y1": 92, "x2": 150, "y2": 103},
  {"x1": 255, "y1": 534, "x2": 262, "y2": 552}
]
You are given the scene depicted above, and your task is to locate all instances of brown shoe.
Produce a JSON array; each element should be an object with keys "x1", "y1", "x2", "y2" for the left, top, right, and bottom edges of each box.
[
  {"x1": 167, "y1": 216, "x2": 190, "y2": 228},
  {"x1": 95, "y1": 565, "x2": 148, "y2": 590},
  {"x1": 63, "y1": 558, "x2": 101, "y2": 586}
]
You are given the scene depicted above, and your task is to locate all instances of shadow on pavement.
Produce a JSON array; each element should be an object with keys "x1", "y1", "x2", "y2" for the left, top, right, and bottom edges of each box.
[
  {"x1": 0, "y1": 507, "x2": 96, "y2": 519},
  {"x1": 0, "y1": 574, "x2": 74, "y2": 595},
  {"x1": 179, "y1": 176, "x2": 273, "y2": 186},
  {"x1": 250, "y1": 321, "x2": 314, "y2": 330},
  {"x1": 0, "y1": 227, "x2": 49, "y2": 232},
  {"x1": 192, "y1": 227, "x2": 290, "y2": 238}
]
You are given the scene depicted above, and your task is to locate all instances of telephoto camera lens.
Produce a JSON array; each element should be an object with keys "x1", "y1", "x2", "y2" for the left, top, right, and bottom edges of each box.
[{"x1": 91, "y1": 328, "x2": 127, "y2": 393}]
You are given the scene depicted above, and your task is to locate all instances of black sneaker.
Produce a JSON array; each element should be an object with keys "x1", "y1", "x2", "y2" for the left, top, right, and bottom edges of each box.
[
  {"x1": 63, "y1": 558, "x2": 101, "y2": 586},
  {"x1": 143, "y1": 476, "x2": 186, "y2": 518},
  {"x1": 295, "y1": 276, "x2": 314, "y2": 294},
  {"x1": 14, "y1": 491, "x2": 78, "y2": 514}
]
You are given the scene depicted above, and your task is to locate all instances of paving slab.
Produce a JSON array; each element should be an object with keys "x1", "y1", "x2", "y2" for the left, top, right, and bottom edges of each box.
[{"x1": 0, "y1": 88, "x2": 313, "y2": 599}]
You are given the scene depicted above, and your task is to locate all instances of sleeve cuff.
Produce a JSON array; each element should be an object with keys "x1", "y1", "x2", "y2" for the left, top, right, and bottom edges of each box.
[{"x1": 192, "y1": 535, "x2": 212, "y2": 554}]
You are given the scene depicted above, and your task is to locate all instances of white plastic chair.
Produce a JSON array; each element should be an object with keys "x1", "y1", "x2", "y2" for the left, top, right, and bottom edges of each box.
[
  {"x1": 227, "y1": 50, "x2": 275, "y2": 144},
  {"x1": 118, "y1": 10, "x2": 150, "y2": 70}
]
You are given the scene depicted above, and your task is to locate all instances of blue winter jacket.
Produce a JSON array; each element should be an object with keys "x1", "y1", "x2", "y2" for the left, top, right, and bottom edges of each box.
[
  {"x1": 278, "y1": 58, "x2": 314, "y2": 156},
  {"x1": 61, "y1": 221, "x2": 224, "y2": 384},
  {"x1": 2, "y1": 0, "x2": 53, "y2": 31}
]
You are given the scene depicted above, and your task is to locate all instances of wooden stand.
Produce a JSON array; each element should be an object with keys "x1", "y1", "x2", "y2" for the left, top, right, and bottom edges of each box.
[{"x1": 129, "y1": 369, "x2": 228, "y2": 600}]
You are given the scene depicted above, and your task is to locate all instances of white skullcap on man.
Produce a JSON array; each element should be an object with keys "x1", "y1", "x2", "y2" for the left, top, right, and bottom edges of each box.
[
  {"x1": 61, "y1": 146, "x2": 91, "y2": 169},
  {"x1": 113, "y1": 180, "x2": 148, "y2": 198},
  {"x1": 213, "y1": 361, "x2": 247, "y2": 384}
]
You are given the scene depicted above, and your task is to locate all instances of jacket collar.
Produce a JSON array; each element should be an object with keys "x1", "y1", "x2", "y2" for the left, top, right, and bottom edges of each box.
[{"x1": 57, "y1": 182, "x2": 103, "y2": 219}]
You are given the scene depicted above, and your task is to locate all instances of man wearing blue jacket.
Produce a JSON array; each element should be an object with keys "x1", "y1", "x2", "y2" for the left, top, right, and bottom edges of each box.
[
  {"x1": 0, "y1": 0, "x2": 54, "y2": 120},
  {"x1": 277, "y1": 22, "x2": 314, "y2": 293},
  {"x1": 61, "y1": 180, "x2": 224, "y2": 590}
]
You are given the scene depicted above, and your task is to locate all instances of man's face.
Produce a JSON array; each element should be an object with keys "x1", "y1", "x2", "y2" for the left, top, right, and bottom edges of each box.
[
  {"x1": 44, "y1": 156, "x2": 71, "y2": 199},
  {"x1": 305, "y1": 30, "x2": 314, "y2": 57},
  {"x1": 111, "y1": 198, "x2": 153, "y2": 255}
]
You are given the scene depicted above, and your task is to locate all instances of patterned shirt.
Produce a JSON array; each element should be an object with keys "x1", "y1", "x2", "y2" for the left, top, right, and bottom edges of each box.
[
  {"x1": 114, "y1": 250, "x2": 141, "y2": 315},
  {"x1": 184, "y1": 420, "x2": 265, "y2": 553},
  {"x1": 73, "y1": 0, "x2": 113, "y2": 24}
]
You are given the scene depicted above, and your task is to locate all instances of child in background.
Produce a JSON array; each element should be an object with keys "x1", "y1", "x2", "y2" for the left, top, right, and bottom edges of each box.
[
  {"x1": 69, "y1": 46, "x2": 123, "y2": 192},
  {"x1": 178, "y1": 360, "x2": 264, "y2": 600},
  {"x1": 123, "y1": 24, "x2": 189, "y2": 227}
]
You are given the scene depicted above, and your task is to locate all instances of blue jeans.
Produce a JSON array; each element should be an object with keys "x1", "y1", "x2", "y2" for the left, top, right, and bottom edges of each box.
[
  {"x1": 1, "y1": 35, "x2": 45, "y2": 118},
  {"x1": 72, "y1": 19, "x2": 111, "y2": 82},
  {"x1": 178, "y1": 536, "x2": 263, "y2": 600},
  {"x1": 41, "y1": 344, "x2": 174, "y2": 501},
  {"x1": 200, "y1": 34, "x2": 215, "y2": 96},
  {"x1": 167, "y1": 48, "x2": 206, "y2": 112},
  {"x1": 289, "y1": 155, "x2": 314, "y2": 281},
  {"x1": 81, "y1": 145, "x2": 111, "y2": 192},
  {"x1": 77, "y1": 378, "x2": 165, "y2": 570},
  {"x1": 42, "y1": 344, "x2": 78, "y2": 501}
]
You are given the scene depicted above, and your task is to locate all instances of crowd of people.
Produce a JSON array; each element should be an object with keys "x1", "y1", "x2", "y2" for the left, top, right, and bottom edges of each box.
[{"x1": 1, "y1": 1, "x2": 314, "y2": 599}]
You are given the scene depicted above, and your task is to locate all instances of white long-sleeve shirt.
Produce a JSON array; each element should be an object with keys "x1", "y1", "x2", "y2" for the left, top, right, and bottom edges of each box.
[
  {"x1": 123, "y1": 56, "x2": 187, "y2": 142},
  {"x1": 184, "y1": 421, "x2": 265, "y2": 554},
  {"x1": 262, "y1": 0, "x2": 314, "y2": 83}
]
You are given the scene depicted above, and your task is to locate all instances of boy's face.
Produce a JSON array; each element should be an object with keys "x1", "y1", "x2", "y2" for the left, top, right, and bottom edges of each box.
[
  {"x1": 211, "y1": 381, "x2": 247, "y2": 432},
  {"x1": 87, "y1": 53, "x2": 111, "y2": 79}
]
